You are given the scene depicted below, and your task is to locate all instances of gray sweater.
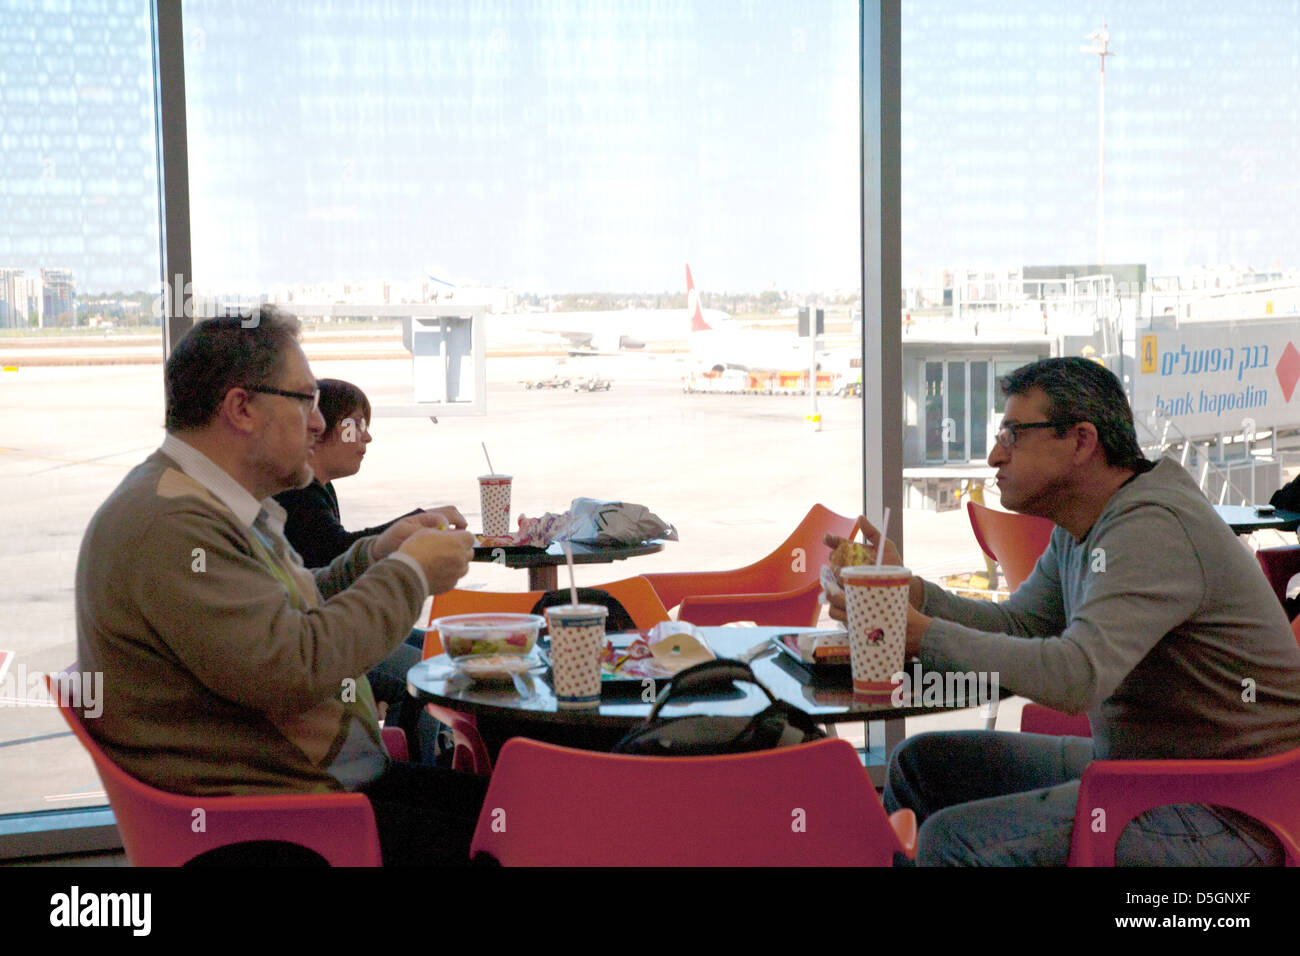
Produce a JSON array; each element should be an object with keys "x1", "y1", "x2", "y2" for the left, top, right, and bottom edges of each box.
[{"x1": 920, "y1": 458, "x2": 1300, "y2": 760}]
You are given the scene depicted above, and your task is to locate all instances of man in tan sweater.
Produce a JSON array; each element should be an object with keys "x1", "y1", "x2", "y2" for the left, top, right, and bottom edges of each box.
[{"x1": 75, "y1": 306, "x2": 485, "y2": 864}]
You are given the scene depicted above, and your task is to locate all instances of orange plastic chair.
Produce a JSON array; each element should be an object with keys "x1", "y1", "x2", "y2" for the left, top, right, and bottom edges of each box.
[
  {"x1": 1256, "y1": 544, "x2": 1300, "y2": 614},
  {"x1": 47, "y1": 669, "x2": 398, "y2": 866},
  {"x1": 470, "y1": 737, "x2": 916, "y2": 866},
  {"x1": 966, "y1": 501, "x2": 1056, "y2": 591},
  {"x1": 421, "y1": 577, "x2": 670, "y2": 657},
  {"x1": 1068, "y1": 746, "x2": 1300, "y2": 866},
  {"x1": 590, "y1": 576, "x2": 672, "y2": 629},
  {"x1": 642, "y1": 504, "x2": 858, "y2": 626}
]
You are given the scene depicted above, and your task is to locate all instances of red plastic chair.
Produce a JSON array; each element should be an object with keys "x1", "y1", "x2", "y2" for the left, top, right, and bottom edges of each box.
[
  {"x1": 966, "y1": 500, "x2": 1056, "y2": 592},
  {"x1": 642, "y1": 504, "x2": 858, "y2": 626},
  {"x1": 1256, "y1": 544, "x2": 1300, "y2": 613},
  {"x1": 1068, "y1": 746, "x2": 1300, "y2": 866},
  {"x1": 47, "y1": 669, "x2": 397, "y2": 866},
  {"x1": 1020, "y1": 702, "x2": 1092, "y2": 737},
  {"x1": 470, "y1": 737, "x2": 916, "y2": 866}
]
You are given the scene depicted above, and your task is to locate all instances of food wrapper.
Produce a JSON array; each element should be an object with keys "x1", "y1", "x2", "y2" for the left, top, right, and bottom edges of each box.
[
  {"x1": 819, "y1": 539, "x2": 874, "y2": 604},
  {"x1": 645, "y1": 621, "x2": 714, "y2": 674},
  {"x1": 782, "y1": 629, "x2": 851, "y2": 665},
  {"x1": 565, "y1": 498, "x2": 678, "y2": 546},
  {"x1": 600, "y1": 636, "x2": 670, "y2": 679},
  {"x1": 512, "y1": 511, "x2": 575, "y2": 547}
]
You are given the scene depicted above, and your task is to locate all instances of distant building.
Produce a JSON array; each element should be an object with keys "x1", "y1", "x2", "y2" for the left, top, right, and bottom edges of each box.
[
  {"x1": 41, "y1": 269, "x2": 77, "y2": 326},
  {"x1": 0, "y1": 268, "x2": 23, "y2": 329},
  {"x1": 0, "y1": 269, "x2": 45, "y2": 329}
]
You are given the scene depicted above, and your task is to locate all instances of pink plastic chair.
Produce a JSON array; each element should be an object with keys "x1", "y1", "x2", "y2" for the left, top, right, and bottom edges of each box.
[
  {"x1": 966, "y1": 500, "x2": 1056, "y2": 592},
  {"x1": 642, "y1": 504, "x2": 858, "y2": 626},
  {"x1": 1020, "y1": 701, "x2": 1092, "y2": 737},
  {"x1": 1068, "y1": 746, "x2": 1300, "y2": 866},
  {"x1": 470, "y1": 737, "x2": 916, "y2": 866},
  {"x1": 1256, "y1": 544, "x2": 1300, "y2": 614},
  {"x1": 48, "y1": 669, "x2": 398, "y2": 866},
  {"x1": 423, "y1": 703, "x2": 494, "y2": 776}
]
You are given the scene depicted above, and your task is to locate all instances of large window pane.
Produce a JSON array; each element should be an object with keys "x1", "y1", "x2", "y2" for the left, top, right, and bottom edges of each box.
[
  {"x1": 900, "y1": 1, "x2": 1300, "y2": 594},
  {"x1": 181, "y1": 0, "x2": 864, "y2": 592},
  {"x1": 0, "y1": 0, "x2": 161, "y2": 820}
]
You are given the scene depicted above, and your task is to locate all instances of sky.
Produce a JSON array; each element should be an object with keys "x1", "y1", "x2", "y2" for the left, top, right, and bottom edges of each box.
[{"x1": 1, "y1": 0, "x2": 1298, "y2": 295}]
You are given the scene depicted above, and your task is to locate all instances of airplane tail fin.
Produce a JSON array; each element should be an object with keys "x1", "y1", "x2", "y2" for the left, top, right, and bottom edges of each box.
[{"x1": 687, "y1": 263, "x2": 712, "y2": 332}]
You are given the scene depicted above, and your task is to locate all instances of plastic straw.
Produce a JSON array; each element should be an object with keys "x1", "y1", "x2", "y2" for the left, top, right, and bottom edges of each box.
[
  {"x1": 562, "y1": 540, "x2": 578, "y2": 606},
  {"x1": 481, "y1": 442, "x2": 495, "y2": 475},
  {"x1": 875, "y1": 507, "x2": 891, "y2": 567}
]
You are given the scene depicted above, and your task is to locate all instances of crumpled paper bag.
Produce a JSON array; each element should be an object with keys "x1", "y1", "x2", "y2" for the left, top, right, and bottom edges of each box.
[{"x1": 566, "y1": 498, "x2": 678, "y2": 546}]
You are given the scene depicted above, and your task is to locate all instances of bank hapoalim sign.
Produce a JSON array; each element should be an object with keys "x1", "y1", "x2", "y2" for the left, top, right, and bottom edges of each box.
[{"x1": 1134, "y1": 322, "x2": 1300, "y2": 440}]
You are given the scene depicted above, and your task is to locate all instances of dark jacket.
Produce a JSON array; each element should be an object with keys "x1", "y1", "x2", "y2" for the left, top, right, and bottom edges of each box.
[
  {"x1": 1271, "y1": 474, "x2": 1300, "y2": 513},
  {"x1": 275, "y1": 479, "x2": 421, "y2": 569}
]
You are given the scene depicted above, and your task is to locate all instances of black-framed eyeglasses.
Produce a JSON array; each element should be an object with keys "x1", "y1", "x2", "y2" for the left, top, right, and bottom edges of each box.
[
  {"x1": 250, "y1": 385, "x2": 321, "y2": 414},
  {"x1": 994, "y1": 419, "x2": 1077, "y2": 448}
]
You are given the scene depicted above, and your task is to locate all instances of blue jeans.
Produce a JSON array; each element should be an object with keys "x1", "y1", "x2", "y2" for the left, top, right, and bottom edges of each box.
[{"x1": 883, "y1": 731, "x2": 1284, "y2": 866}]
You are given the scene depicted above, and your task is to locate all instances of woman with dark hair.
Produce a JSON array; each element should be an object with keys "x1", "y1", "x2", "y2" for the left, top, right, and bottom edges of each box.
[
  {"x1": 275, "y1": 379, "x2": 466, "y2": 763},
  {"x1": 275, "y1": 379, "x2": 465, "y2": 566}
]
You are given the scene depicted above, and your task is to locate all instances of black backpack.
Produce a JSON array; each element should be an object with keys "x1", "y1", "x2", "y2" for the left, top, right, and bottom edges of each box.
[{"x1": 613, "y1": 658, "x2": 826, "y2": 756}]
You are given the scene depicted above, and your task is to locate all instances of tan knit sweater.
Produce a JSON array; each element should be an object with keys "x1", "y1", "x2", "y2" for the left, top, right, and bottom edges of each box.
[{"x1": 74, "y1": 451, "x2": 426, "y2": 795}]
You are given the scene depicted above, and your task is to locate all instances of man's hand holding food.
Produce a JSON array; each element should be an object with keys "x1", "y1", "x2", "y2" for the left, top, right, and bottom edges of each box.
[{"x1": 823, "y1": 515, "x2": 930, "y2": 657}]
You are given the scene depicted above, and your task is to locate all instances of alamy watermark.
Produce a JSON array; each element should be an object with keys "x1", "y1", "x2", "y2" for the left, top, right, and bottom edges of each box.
[
  {"x1": 890, "y1": 662, "x2": 999, "y2": 709},
  {"x1": 0, "y1": 663, "x2": 103, "y2": 718}
]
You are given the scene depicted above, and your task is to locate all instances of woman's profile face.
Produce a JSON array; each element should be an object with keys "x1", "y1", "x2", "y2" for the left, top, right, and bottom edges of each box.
[{"x1": 311, "y1": 405, "x2": 371, "y2": 481}]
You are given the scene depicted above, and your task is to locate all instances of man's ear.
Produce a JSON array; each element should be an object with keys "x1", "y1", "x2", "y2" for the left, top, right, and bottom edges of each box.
[
  {"x1": 217, "y1": 387, "x2": 259, "y2": 436},
  {"x1": 1072, "y1": 421, "x2": 1103, "y2": 465}
]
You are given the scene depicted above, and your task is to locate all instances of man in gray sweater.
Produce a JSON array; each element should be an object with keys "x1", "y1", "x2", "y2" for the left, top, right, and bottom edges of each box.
[
  {"x1": 828, "y1": 357, "x2": 1300, "y2": 865},
  {"x1": 76, "y1": 307, "x2": 486, "y2": 864}
]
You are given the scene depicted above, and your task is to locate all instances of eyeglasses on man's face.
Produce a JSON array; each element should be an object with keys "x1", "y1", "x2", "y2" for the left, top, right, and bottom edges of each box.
[
  {"x1": 994, "y1": 419, "x2": 1077, "y2": 449},
  {"x1": 249, "y1": 385, "x2": 321, "y2": 415}
]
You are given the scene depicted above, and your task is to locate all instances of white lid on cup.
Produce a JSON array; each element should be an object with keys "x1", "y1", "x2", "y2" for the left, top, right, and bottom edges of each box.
[
  {"x1": 840, "y1": 565, "x2": 910, "y2": 579},
  {"x1": 544, "y1": 603, "x2": 609, "y2": 624}
]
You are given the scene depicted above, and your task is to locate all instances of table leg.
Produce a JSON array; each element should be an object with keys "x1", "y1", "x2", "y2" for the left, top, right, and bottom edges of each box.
[
  {"x1": 527, "y1": 566, "x2": 559, "y2": 591},
  {"x1": 862, "y1": 717, "x2": 906, "y2": 789}
]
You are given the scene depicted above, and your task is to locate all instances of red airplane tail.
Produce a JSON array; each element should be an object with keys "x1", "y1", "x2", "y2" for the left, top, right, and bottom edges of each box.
[{"x1": 687, "y1": 263, "x2": 712, "y2": 332}]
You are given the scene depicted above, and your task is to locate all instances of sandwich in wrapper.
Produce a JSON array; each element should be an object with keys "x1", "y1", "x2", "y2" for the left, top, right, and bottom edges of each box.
[{"x1": 811, "y1": 538, "x2": 878, "y2": 665}]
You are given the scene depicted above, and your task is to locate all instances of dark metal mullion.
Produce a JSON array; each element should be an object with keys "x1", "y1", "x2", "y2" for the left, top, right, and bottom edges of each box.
[
  {"x1": 153, "y1": 0, "x2": 193, "y2": 360},
  {"x1": 860, "y1": 0, "x2": 902, "y2": 548}
]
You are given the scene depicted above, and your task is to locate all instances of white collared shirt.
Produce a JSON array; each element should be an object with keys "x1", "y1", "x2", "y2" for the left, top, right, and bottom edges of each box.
[{"x1": 158, "y1": 432, "x2": 427, "y2": 590}]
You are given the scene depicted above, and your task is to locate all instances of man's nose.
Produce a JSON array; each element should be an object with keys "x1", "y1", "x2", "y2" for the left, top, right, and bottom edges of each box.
[
  {"x1": 987, "y1": 441, "x2": 1007, "y2": 468},
  {"x1": 308, "y1": 406, "x2": 326, "y2": 437}
]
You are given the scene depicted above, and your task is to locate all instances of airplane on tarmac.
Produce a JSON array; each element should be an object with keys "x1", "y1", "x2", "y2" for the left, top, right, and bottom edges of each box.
[
  {"x1": 485, "y1": 264, "x2": 728, "y2": 355},
  {"x1": 485, "y1": 264, "x2": 858, "y2": 386}
]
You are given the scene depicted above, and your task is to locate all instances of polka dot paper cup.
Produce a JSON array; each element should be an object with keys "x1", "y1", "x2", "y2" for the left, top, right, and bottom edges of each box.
[
  {"x1": 544, "y1": 604, "x2": 608, "y2": 709},
  {"x1": 840, "y1": 565, "x2": 911, "y2": 696},
  {"x1": 478, "y1": 475, "x2": 512, "y2": 536}
]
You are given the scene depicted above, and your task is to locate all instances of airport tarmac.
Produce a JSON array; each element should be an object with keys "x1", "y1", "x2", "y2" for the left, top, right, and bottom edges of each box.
[
  {"x1": 16, "y1": 348, "x2": 1287, "y2": 818},
  {"x1": 0, "y1": 349, "x2": 1008, "y2": 816}
]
